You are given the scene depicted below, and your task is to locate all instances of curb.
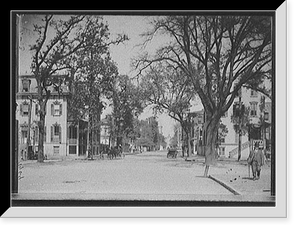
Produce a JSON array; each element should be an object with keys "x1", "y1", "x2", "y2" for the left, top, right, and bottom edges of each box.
[{"x1": 209, "y1": 175, "x2": 241, "y2": 195}]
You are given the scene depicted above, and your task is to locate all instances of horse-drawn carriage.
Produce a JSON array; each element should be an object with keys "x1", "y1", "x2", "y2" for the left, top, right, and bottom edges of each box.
[
  {"x1": 167, "y1": 148, "x2": 178, "y2": 158},
  {"x1": 107, "y1": 146, "x2": 124, "y2": 159}
]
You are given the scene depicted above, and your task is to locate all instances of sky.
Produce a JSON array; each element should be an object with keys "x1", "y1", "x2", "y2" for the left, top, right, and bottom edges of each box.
[{"x1": 17, "y1": 14, "x2": 203, "y2": 140}]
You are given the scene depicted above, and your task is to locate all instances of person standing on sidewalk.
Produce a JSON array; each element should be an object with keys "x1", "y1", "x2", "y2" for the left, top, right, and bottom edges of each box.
[{"x1": 248, "y1": 145, "x2": 265, "y2": 180}]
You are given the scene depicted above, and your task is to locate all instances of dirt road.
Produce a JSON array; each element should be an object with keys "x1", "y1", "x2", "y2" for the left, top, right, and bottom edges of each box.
[{"x1": 19, "y1": 151, "x2": 234, "y2": 200}]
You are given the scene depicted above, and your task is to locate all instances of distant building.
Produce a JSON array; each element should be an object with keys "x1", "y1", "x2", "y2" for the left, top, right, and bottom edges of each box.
[{"x1": 99, "y1": 116, "x2": 111, "y2": 146}]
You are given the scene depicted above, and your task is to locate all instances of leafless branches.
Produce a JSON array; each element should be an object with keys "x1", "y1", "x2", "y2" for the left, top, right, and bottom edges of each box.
[{"x1": 134, "y1": 15, "x2": 272, "y2": 118}]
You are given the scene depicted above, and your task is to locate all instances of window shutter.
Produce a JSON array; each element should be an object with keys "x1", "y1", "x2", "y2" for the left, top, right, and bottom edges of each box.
[
  {"x1": 44, "y1": 126, "x2": 46, "y2": 142},
  {"x1": 20, "y1": 103, "x2": 23, "y2": 116},
  {"x1": 59, "y1": 125, "x2": 61, "y2": 142},
  {"x1": 59, "y1": 104, "x2": 62, "y2": 116},
  {"x1": 51, "y1": 104, "x2": 54, "y2": 116},
  {"x1": 51, "y1": 126, "x2": 53, "y2": 142}
]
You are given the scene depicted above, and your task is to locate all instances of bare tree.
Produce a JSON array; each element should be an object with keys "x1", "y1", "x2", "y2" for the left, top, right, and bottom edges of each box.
[
  {"x1": 135, "y1": 15, "x2": 272, "y2": 176},
  {"x1": 29, "y1": 15, "x2": 88, "y2": 162},
  {"x1": 29, "y1": 15, "x2": 127, "y2": 162}
]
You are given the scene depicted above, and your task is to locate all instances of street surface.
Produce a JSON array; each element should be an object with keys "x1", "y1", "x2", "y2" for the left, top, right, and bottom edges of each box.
[
  {"x1": 19, "y1": 151, "x2": 230, "y2": 195},
  {"x1": 17, "y1": 151, "x2": 273, "y2": 202}
]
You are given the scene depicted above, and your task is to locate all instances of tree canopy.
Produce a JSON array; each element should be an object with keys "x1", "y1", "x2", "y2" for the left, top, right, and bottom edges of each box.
[{"x1": 135, "y1": 15, "x2": 272, "y2": 175}]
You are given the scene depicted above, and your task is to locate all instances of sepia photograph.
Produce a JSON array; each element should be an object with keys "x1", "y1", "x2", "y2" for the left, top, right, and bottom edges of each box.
[{"x1": 6, "y1": 6, "x2": 287, "y2": 218}]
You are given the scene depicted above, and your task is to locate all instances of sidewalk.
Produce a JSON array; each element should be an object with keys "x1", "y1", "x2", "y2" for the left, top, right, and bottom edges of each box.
[{"x1": 185, "y1": 155, "x2": 273, "y2": 199}]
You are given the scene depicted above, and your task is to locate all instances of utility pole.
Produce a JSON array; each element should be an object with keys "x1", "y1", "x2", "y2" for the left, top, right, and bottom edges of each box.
[
  {"x1": 238, "y1": 89, "x2": 244, "y2": 161},
  {"x1": 26, "y1": 95, "x2": 33, "y2": 160},
  {"x1": 86, "y1": 107, "x2": 90, "y2": 158},
  {"x1": 261, "y1": 96, "x2": 267, "y2": 158},
  {"x1": 237, "y1": 89, "x2": 242, "y2": 161}
]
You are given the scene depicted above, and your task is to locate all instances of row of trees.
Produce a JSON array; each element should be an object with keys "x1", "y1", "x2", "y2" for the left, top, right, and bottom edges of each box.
[
  {"x1": 23, "y1": 14, "x2": 165, "y2": 161},
  {"x1": 21, "y1": 14, "x2": 273, "y2": 178},
  {"x1": 135, "y1": 15, "x2": 272, "y2": 176},
  {"x1": 23, "y1": 15, "x2": 138, "y2": 162}
]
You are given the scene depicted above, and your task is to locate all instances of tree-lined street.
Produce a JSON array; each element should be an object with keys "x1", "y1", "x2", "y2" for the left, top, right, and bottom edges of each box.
[
  {"x1": 14, "y1": 13, "x2": 275, "y2": 201},
  {"x1": 17, "y1": 151, "x2": 272, "y2": 202}
]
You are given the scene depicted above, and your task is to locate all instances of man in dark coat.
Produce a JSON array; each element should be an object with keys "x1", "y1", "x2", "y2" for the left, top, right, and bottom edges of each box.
[{"x1": 248, "y1": 145, "x2": 265, "y2": 180}]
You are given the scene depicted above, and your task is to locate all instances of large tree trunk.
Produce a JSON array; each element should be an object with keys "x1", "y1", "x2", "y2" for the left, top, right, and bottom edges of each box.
[
  {"x1": 37, "y1": 105, "x2": 46, "y2": 163},
  {"x1": 203, "y1": 116, "x2": 220, "y2": 177},
  {"x1": 183, "y1": 128, "x2": 192, "y2": 157},
  {"x1": 37, "y1": 83, "x2": 50, "y2": 163},
  {"x1": 86, "y1": 114, "x2": 91, "y2": 158}
]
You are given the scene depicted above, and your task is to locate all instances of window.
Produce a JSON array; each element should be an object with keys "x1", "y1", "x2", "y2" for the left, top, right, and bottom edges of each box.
[
  {"x1": 250, "y1": 90, "x2": 258, "y2": 97},
  {"x1": 264, "y1": 111, "x2": 270, "y2": 121},
  {"x1": 53, "y1": 146, "x2": 60, "y2": 155},
  {"x1": 51, "y1": 101, "x2": 62, "y2": 116},
  {"x1": 20, "y1": 122, "x2": 28, "y2": 144},
  {"x1": 21, "y1": 130, "x2": 28, "y2": 144},
  {"x1": 35, "y1": 104, "x2": 39, "y2": 115},
  {"x1": 219, "y1": 147, "x2": 225, "y2": 156},
  {"x1": 68, "y1": 125, "x2": 77, "y2": 145},
  {"x1": 54, "y1": 125, "x2": 59, "y2": 135},
  {"x1": 22, "y1": 79, "x2": 31, "y2": 92},
  {"x1": 69, "y1": 145, "x2": 76, "y2": 154},
  {"x1": 250, "y1": 102, "x2": 258, "y2": 117},
  {"x1": 20, "y1": 101, "x2": 29, "y2": 116},
  {"x1": 51, "y1": 123, "x2": 61, "y2": 143},
  {"x1": 23, "y1": 104, "x2": 29, "y2": 116},
  {"x1": 68, "y1": 125, "x2": 77, "y2": 139}
]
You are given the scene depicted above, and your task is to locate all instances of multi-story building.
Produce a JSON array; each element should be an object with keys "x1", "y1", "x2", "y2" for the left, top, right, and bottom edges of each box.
[
  {"x1": 220, "y1": 87, "x2": 272, "y2": 160},
  {"x1": 175, "y1": 87, "x2": 272, "y2": 160},
  {"x1": 16, "y1": 75, "x2": 92, "y2": 159},
  {"x1": 16, "y1": 75, "x2": 70, "y2": 159}
]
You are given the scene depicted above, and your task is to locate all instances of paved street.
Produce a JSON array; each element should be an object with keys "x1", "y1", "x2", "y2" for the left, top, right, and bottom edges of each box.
[{"x1": 16, "y1": 151, "x2": 273, "y2": 202}]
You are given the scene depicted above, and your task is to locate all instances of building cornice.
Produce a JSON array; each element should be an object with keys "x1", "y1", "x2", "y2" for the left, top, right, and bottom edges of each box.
[{"x1": 16, "y1": 92, "x2": 71, "y2": 100}]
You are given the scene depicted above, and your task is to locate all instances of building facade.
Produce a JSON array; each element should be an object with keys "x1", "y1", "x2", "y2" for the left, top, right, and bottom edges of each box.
[
  {"x1": 16, "y1": 75, "x2": 72, "y2": 159},
  {"x1": 175, "y1": 87, "x2": 272, "y2": 160},
  {"x1": 219, "y1": 87, "x2": 272, "y2": 160}
]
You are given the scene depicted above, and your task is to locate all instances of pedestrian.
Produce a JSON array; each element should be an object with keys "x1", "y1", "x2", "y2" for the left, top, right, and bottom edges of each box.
[
  {"x1": 247, "y1": 144, "x2": 265, "y2": 180},
  {"x1": 24, "y1": 150, "x2": 27, "y2": 160}
]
